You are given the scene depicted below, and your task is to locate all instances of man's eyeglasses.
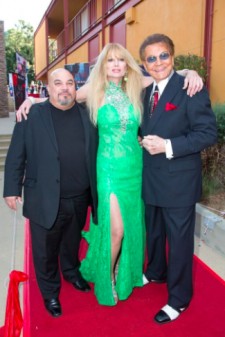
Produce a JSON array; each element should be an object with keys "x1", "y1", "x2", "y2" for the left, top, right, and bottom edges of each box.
[{"x1": 145, "y1": 52, "x2": 170, "y2": 64}]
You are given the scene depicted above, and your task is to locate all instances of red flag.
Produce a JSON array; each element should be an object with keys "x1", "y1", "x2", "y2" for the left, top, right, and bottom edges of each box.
[{"x1": 3, "y1": 270, "x2": 28, "y2": 337}]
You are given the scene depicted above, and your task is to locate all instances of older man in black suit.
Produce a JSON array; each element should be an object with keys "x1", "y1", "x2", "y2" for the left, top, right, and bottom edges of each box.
[
  {"x1": 3, "y1": 68, "x2": 98, "y2": 317},
  {"x1": 139, "y1": 34, "x2": 217, "y2": 324}
]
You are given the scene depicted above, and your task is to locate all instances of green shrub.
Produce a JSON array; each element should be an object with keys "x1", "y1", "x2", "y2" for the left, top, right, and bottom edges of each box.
[
  {"x1": 174, "y1": 55, "x2": 225, "y2": 199},
  {"x1": 202, "y1": 175, "x2": 222, "y2": 198},
  {"x1": 214, "y1": 103, "x2": 225, "y2": 144},
  {"x1": 201, "y1": 102, "x2": 225, "y2": 198},
  {"x1": 174, "y1": 54, "x2": 207, "y2": 82}
]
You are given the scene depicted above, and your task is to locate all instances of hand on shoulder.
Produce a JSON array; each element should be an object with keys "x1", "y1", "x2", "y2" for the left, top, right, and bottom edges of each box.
[
  {"x1": 16, "y1": 97, "x2": 47, "y2": 122},
  {"x1": 182, "y1": 70, "x2": 204, "y2": 97}
]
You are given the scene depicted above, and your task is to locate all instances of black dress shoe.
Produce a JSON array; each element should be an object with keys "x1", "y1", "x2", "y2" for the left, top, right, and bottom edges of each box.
[
  {"x1": 72, "y1": 277, "x2": 91, "y2": 292},
  {"x1": 154, "y1": 304, "x2": 188, "y2": 324},
  {"x1": 44, "y1": 298, "x2": 62, "y2": 317}
]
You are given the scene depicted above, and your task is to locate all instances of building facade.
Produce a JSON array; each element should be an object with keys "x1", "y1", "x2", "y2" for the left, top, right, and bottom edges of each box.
[{"x1": 34, "y1": 0, "x2": 225, "y2": 103}]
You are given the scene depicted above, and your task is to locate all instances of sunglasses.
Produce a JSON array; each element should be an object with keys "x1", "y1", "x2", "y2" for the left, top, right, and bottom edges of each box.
[{"x1": 145, "y1": 52, "x2": 170, "y2": 64}]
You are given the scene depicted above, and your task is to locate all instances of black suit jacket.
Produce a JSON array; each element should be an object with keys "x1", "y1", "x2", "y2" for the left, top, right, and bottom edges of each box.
[
  {"x1": 141, "y1": 72, "x2": 217, "y2": 207},
  {"x1": 3, "y1": 100, "x2": 98, "y2": 228}
]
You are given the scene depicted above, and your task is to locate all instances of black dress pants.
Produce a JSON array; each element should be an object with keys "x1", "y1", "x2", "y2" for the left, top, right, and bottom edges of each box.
[
  {"x1": 145, "y1": 204, "x2": 195, "y2": 308},
  {"x1": 30, "y1": 192, "x2": 90, "y2": 300}
]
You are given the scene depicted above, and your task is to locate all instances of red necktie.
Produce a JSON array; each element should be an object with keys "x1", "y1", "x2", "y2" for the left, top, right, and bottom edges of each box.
[{"x1": 149, "y1": 85, "x2": 159, "y2": 117}]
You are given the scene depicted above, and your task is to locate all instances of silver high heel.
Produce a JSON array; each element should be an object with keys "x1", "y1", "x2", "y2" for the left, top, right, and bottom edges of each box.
[{"x1": 112, "y1": 280, "x2": 118, "y2": 304}]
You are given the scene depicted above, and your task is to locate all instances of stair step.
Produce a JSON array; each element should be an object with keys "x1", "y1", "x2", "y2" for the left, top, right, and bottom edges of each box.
[
  {"x1": 0, "y1": 140, "x2": 11, "y2": 147},
  {"x1": 0, "y1": 134, "x2": 12, "y2": 140},
  {"x1": 0, "y1": 133, "x2": 11, "y2": 166},
  {"x1": 0, "y1": 140, "x2": 10, "y2": 148},
  {"x1": 0, "y1": 157, "x2": 6, "y2": 165},
  {"x1": 0, "y1": 147, "x2": 9, "y2": 154},
  {"x1": 0, "y1": 158, "x2": 5, "y2": 167}
]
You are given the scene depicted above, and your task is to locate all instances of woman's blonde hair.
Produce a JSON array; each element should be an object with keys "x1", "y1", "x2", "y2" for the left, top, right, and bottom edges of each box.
[{"x1": 86, "y1": 43, "x2": 143, "y2": 125}]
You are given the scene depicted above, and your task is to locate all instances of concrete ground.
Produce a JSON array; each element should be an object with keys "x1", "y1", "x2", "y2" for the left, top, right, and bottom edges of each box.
[
  {"x1": 0, "y1": 112, "x2": 24, "y2": 327},
  {"x1": 0, "y1": 171, "x2": 24, "y2": 327},
  {"x1": 0, "y1": 112, "x2": 16, "y2": 135},
  {"x1": 0, "y1": 113, "x2": 224, "y2": 327}
]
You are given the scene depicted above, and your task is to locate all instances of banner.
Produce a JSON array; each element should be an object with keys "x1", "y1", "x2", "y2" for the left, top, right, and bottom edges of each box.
[
  {"x1": 16, "y1": 52, "x2": 27, "y2": 77},
  {"x1": 16, "y1": 52, "x2": 29, "y2": 97},
  {"x1": 12, "y1": 73, "x2": 26, "y2": 110},
  {"x1": 64, "y1": 63, "x2": 90, "y2": 90},
  {"x1": 8, "y1": 73, "x2": 14, "y2": 97}
]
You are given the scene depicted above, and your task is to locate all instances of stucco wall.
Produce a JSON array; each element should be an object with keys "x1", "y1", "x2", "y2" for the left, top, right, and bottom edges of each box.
[
  {"x1": 35, "y1": 21, "x2": 48, "y2": 75},
  {"x1": 67, "y1": 44, "x2": 88, "y2": 64},
  {"x1": 126, "y1": 0, "x2": 205, "y2": 63}
]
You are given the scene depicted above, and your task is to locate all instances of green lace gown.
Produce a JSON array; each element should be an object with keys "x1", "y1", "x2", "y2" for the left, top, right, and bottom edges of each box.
[{"x1": 80, "y1": 82, "x2": 145, "y2": 306}]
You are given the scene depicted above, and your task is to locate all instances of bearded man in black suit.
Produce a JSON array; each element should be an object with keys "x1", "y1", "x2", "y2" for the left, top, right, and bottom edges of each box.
[{"x1": 4, "y1": 68, "x2": 98, "y2": 317}]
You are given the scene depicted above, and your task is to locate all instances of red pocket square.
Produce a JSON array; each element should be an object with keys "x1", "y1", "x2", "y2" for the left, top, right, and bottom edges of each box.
[{"x1": 165, "y1": 102, "x2": 177, "y2": 111}]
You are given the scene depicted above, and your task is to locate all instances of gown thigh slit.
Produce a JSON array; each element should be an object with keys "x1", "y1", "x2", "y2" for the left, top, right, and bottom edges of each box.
[
  {"x1": 80, "y1": 82, "x2": 145, "y2": 306},
  {"x1": 110, "y1": 192, "x2": 124, "y2": 277}
]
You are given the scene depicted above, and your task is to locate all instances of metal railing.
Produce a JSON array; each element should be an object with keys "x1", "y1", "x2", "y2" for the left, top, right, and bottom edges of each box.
[
  {"x1": 104, "y1": 0, "x2": 126, "y2": 14},
  {"x1": 48, "y1": 30, "x2": 65, "y2": 63},
  {"x1": 68, "y1": 0, "x2": 98, "y2": 45}
]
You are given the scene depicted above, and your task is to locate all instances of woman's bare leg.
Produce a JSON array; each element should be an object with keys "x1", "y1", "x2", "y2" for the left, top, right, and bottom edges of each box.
[{"x1": 110, "y1": 194, "x2": 124, "y2": 282}]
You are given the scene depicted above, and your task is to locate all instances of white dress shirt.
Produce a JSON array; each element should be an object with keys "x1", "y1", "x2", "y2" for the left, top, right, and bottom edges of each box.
[{"x1": 152, "y1": 71, "x2": 174, "y2": 159}]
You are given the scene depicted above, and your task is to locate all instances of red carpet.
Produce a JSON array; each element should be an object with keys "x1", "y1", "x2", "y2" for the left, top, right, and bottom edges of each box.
[{"x1": 23, "y1": 219, "x2": 225, "y2": 337}]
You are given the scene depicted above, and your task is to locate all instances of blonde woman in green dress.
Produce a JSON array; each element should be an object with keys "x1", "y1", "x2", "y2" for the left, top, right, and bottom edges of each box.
[{"x1": 80, "y1": 43, "x2": 145, "y2": 306}]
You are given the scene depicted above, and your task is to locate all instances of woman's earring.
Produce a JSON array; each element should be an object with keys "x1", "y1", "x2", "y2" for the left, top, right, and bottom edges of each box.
[{"x1": 124, "y1": 72, "x2": 128, "y2": 82}]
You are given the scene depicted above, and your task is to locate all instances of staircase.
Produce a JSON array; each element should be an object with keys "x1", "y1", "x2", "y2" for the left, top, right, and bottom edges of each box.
[{"x1": 0, "y1": 134, "x2": 11, "y2": 172}]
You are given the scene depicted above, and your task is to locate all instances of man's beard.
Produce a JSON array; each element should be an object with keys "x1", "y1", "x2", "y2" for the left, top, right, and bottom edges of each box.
[{"x1": 58, "y1": 94, "x2": 73, "y2": 106}]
